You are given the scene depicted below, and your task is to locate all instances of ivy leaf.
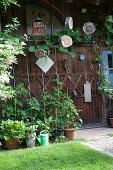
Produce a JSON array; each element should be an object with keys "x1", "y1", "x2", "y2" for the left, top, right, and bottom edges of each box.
[
  {"x1": 73, "y1": 28, "x2": 81, "y2": 36},
  {"x1": 110, "y1": 46, "x2": 113, "y2": 50},
  {"x1": 74, "y1": 36, "x2": 81, "y2": 42},
  {"x1": 105, "y1": 38, "x2": 112, "y2": 45},
  {"x1": 104, "y1": 21, "x2": 112, "y2": 29},
  {"x1": 83, "y1": 33, "x2": 92, "y2": 41},
  {"x1": 97, "y1": 29, "x2": 102, "y2": 35},
  {"x1": 67, "y1": 30, "x2": 75, "y2": 36},
  {"x1": 68, "y1": 51, "x2": 76, "y2": 58},
  {"x1": 29, "y1": 46, "x2": 35, "y2": 52},
  {"x1": 71, "y1": 46, "x2": 76, "y2": 51},
  {"x1": 37, "y1": 45, "x2": 49, "y2": 50},
  {"x1": 58, "y1": 46, "x2": 68, "y2": 53},
  {"x1": 108, "y1": 27, "x2": 113, "y2": 33},
  {"x1": 106, "y1": 31, "x2": 111, "y2": 37}
]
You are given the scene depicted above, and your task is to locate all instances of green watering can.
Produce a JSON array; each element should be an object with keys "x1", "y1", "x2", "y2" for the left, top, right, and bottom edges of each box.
[{"x1": 34, "y1": 130, "x2": 49, "y2": 146}]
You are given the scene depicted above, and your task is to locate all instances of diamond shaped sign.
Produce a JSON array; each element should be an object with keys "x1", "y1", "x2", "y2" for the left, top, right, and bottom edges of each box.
[{"x1": 35, "y1": 56, "x2": 54, "y2": 73}]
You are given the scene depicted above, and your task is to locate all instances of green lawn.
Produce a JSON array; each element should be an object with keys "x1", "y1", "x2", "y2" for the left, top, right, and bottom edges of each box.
[{"x1": 0, "y1": 141, "x2": 113, "y2": 170}]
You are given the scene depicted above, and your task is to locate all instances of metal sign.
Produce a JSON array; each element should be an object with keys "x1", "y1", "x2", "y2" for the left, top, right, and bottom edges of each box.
[{"x1": 35, "y1": 56, "x2": 54, "y2": 73}]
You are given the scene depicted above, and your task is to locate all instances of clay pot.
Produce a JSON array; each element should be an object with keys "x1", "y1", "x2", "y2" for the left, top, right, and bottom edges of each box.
[
  {"x1": 64, "y1": 128, "x2": 76, "y2": 140},
  {"x1": 4, "y1": 139, "x2": 20, "y2": 149},
  {"x1": 109, "y1": 118, "x2": 113, "y2": 127}
]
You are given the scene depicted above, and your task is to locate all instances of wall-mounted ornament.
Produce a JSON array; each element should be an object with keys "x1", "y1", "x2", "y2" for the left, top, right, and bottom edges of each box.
[
  {"x1": 106, "y1": 15, "x2": 113, "y2": 23},
  {"x1": 65, "y1": 17, "x2": 73, "y2": 30},
  {"x1": 83, "y1": 22, "x2": 96, "y2": 35},
  {"x1": 81, "y1": 8, "x2": 87, "y2": 14},
  {"x1": 32, "y1": 17, "x2": 47, "y2": 36},
  {"x1": 84, "y1": 81, "x2": 91, "y2": 102},
  {"x1": 79, "y1": 54, "x2": 85, "y2": 61},
  {"x1": 60, "y1": 35, "x2": 73, "y2": 48},
  {"x1": 35, "y1": 56, "x2": 54, "y2": 73},
  {"x1": 35, "y1": 49, "x2": 45, "y2": 58}
]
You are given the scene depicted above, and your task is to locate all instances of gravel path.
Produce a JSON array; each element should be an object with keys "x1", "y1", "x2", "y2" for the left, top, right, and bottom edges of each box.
[{"x1": 77, "y1": 127, "x2": 113, "y2": 157}]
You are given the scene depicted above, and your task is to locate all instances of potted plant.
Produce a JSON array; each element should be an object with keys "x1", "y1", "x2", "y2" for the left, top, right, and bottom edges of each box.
[
  {"x1": 0, "y1": 119, "x2": 25, "y2": 148},
  {"x1": 62, "y1": 97, "x2": 82, "y2": 140},
  {"x1": 25, "y1": 124, "x2": 38, "y2": 148},
  {"x1": 40, "y1": 79, "x2": 82, "y2": 140}
]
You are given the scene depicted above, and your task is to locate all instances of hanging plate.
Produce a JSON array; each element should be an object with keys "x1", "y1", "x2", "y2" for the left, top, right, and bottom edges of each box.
[
  {"x1": 65, "y1": 17, "x2": 73, "y2": 30},
  {"x1": 83, "y1": 22, "x2": 96, "y2": 35}
]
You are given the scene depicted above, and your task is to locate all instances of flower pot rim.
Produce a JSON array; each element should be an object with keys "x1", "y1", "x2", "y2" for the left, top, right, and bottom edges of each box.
[{"x1": 64, "y1": 128, "x2": 76, "y2": 131}]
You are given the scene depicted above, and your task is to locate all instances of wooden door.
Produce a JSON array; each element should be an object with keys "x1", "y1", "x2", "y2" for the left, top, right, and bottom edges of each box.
[{"x1": 15, "y1": 44, "x2": 102, "y2": 125}]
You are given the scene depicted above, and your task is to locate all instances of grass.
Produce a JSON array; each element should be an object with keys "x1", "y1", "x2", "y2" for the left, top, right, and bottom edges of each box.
[
  {"x1": 107, "y1": 133, "x2": 113, "y2": 137},
  {"x1": 0, "y1": 141, "x2": 113, "y2": 170}
]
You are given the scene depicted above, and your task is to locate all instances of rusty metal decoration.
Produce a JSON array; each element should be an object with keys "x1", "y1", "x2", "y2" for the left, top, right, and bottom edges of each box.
[{"x1": 83, "y1": 22, "x2": 96, "y2": 35}]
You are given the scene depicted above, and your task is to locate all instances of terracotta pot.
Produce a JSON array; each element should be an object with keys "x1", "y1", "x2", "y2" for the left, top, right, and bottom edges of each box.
[
  {"x1": 110, "y1": 118, "x2": 113, "y2": 127},
  {"x1": 64, "y1": 128, "x2": 76, "y2": 140},
  {"x1": 4, "y1": 139, "x2": 20, "y2": 149}
]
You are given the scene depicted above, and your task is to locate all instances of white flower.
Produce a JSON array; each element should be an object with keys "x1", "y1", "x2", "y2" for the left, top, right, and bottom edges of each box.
[
  {"x1": 0, "y1": 72, "x2": 10, "y2": 83},
  {"x1": 21, "y1": 42, "x2": 26, "y2": 46},
  {"x1": 0, "y1": 44, "x2": 4, "y2": 48},
  {"x1": 5, "y1": 45, "x2": 14, "y2": 50}
]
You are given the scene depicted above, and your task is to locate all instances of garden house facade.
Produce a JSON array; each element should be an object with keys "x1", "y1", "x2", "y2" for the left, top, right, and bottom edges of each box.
[{"x1": 1, "y1": 0, "x2": 113, "y2": 127}]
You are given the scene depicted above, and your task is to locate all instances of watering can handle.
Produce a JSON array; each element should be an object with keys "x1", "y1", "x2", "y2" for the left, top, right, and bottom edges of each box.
[{"x1": 40, "y1": 130, "x2": 49, "y2": 135}]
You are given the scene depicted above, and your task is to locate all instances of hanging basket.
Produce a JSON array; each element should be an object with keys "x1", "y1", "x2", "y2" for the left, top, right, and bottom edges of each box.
[{"x1": 83, "y1": 22, "x2": 96, "y2": 35}]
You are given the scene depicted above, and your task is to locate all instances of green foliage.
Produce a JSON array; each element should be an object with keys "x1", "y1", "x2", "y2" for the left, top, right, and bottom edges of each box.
[
  {"x1": 107, "y1": 133, "x2": 113, "y2": 137},
  {"x1": 29, "y1": 27, "x2": 92, "y2": 59},
  {"x1": 93, "y1": 56, "x2": 102, "y2": 63},
  {"x1": 0, "y1": 0, "x2": 19, "y2": 10},
  {"x1": 0, "y1": 18, "x2": 26, "y2": 100},
  {"x1": 24, "y1": 97, "x2": 43, "y2": 124},
  {"x1": 40, "y1": 79, "x2": 82, "y2": 132},
  {"x1": 0, "y1": 119, "x2": 25, "y2": 141},
  {"x1": 36, "y1": 117, "x2": 55, "y2": 136},
  {"x1": 25, "y1": 124, "x2": 38, "y2": 133},
  {"x1": 105, "y1": 38, "x2": 112, "y2": 45},
  {"x1": 55, "y1": 135, "x2": 68, "y2": 143},
  {"x1": 1, "y1": 83, "x2": 28, "y2": 121},
  {"x1": 58, "y1": 46, "x2": 68, "y2": 53},
  {"x1": 97, "y1": 72, "x2": 113, "y2": 98},
  {"x1": 28, "y1": 46, "x2": 36, "y2": 52}
]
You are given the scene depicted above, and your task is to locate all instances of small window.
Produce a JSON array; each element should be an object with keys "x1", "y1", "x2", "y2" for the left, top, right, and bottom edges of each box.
[{"x1": 102, "y1": 51, "x2": 113, "y2": 88}]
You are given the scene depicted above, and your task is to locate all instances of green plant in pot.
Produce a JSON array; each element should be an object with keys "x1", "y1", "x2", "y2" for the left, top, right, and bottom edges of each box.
[
  {"x1": 0, "y1": 119, "x2": 25, "y2": 148},
  {"x1": 25, "y1": 124, "x2": 39, "y2": 148},
  {"x1": 40, "y1": 79, "x2": 82, "y2": 140}
]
